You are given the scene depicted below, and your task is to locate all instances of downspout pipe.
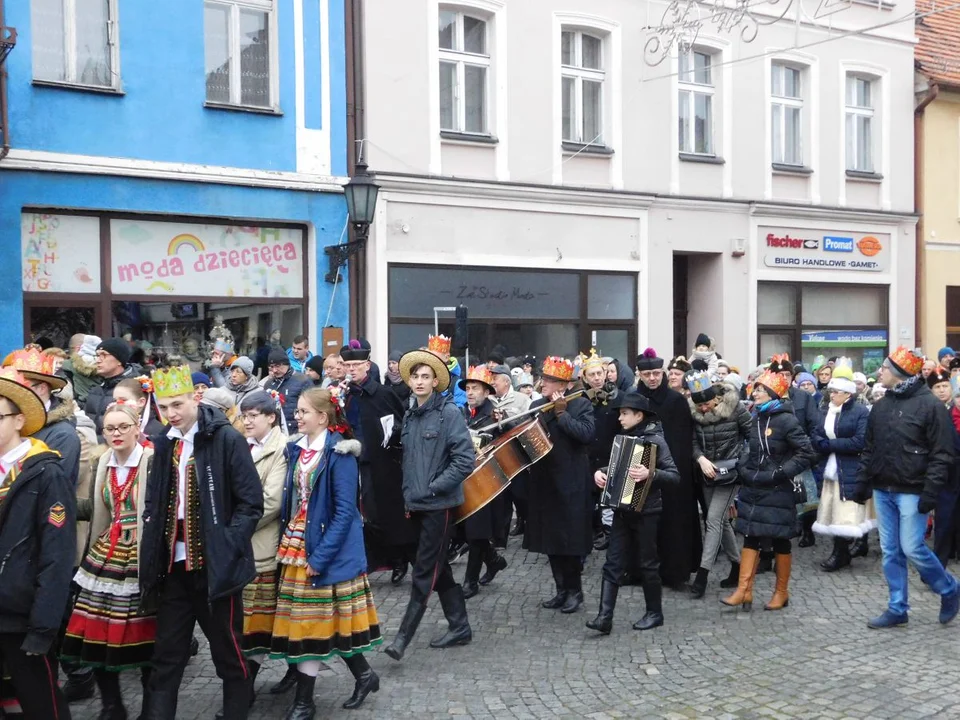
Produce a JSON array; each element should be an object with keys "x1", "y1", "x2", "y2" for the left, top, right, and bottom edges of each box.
[
  {"x1": 344, "y1": 0, "x2": 367, "y2": 339},
  {"x1": 0, "y1": 0, "x2": 12, "y2": 161},
  {"x1": 914, "y1": 82, "x2": 939, "y2": 351}
]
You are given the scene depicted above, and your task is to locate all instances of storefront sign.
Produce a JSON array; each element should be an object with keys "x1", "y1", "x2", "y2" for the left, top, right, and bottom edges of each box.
[
  {"x1": 21, "y1": 213, "x2": 102, "y2": 293},
  {"x1": 110, "y1": 220, "x2": 304, "y2": 298},
  {"x1": 801, "y1": 330, "x2": 888, "y2": 347},
  {"x1": 759, "y1": 227, "x2": 890, "y2": 272}
]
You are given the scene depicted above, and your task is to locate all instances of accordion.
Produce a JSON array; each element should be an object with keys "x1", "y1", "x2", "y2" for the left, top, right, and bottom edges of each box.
[{"x1": 599, "y1": 435, "x2": 657, "y2": 513}]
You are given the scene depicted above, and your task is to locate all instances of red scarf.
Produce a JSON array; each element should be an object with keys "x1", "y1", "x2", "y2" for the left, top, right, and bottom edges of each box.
[{"x1": 105, "y1": 465, "x2": 137, "y2": 563}]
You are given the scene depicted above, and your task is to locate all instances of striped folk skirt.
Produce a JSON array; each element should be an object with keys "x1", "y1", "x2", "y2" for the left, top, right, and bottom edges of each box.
[
  {"x1": 269, "y1": 506, "x2": 381, "y2": 662},
  {"x1": 61, "y1": 532, "x2": 156, "y2": 670},
  {"x1": 242, "y1": 569, "x2": 278, "y2": 655}
]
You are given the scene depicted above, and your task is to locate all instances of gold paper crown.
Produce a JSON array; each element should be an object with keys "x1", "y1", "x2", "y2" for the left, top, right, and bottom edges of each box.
[
  {"x1": 151, "y1": 365, "x2": 195, "y2": 399},
  {"x1": 464, "y1": 365, "x2": 494, "y2": 387},
  {"x1": 427, "y1": 335, "x2": 452, "y2": 355},
  {"x1": 685, "y1": 370, "x2": 712, "y2": 395},
  {"x1": 888, "y1": 346, "x2": 923, "y2": 376},
  {"x1": 579, "y1": 349, "x2": 605, "y2": 373},
  {"x1": 3, "y1": 345, "x2": 57, "y2": 377},
  {"x1": 757, "y1": 370, "x2": 790, "y2": 398},
  {"x1": 542, "y1": 356, "x2": 574, "y2": 381}
]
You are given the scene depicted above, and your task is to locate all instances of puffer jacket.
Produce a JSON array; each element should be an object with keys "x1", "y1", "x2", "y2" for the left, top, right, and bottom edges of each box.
[
  {"x1": 249, "y1": 426, "x2": 288, "y2": 574},
  {"x1": 61, "y1": 353, "x2": 99, "y2": 406},
  {"x1": 857, "y1": 376, "x2": 955, "y2": 504},
  {"x1": 84, "y1": 364, "x2": 144, "y2": 439},
  {"x1": 601, "y1": 419, "x2": 679, "y2": 516},
  {"x1": 811, "y1": 397, "x2": 869, "y2": 501},
  {"x1": 400, "y1": 392, "x2": 476, "y2": 511},
  {"x1": 787, "y1": 385, "x2": 819, "y2": 438},
  {"x1": 735, "y1": 402, "x2": 816, "y2": 539},
  {"x1": 690, "y1": 384, "x2": 753, "y2": 471}
]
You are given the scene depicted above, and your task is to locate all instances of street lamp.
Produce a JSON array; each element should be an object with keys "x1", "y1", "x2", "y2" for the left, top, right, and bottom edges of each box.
[{"x1": 325, "y1": 161, "x2": 380, "y2": 283}]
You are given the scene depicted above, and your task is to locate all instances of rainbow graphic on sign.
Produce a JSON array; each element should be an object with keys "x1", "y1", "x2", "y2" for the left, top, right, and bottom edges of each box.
[{"x1": 167, "y1": 234, "x2": 205, "y2": 255}]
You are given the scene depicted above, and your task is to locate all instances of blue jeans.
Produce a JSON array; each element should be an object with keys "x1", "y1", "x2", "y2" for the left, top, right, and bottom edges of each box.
[{"x1": 874, "y1": 489, "x2": 958, "y2": 615}]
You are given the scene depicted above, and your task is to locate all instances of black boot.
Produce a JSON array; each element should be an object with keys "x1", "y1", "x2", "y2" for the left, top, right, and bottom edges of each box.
[
  {"x1": 850, "y1": 535, "x2": 869, "y2": 558},
  {"x1": 282, "y1": 671, "x2": 316, "y2": 720},
  {"x1": 447, "y1": 539, "x2": 468, "y2": 564},
  {"x1": 821, "y1": 537, "x2": 851, "y2": 572},
  {"x1": 719, "y1": 562, "x2": 740, "y2": 589},
  {"x1": 462, "y1": 545, "x2": 485, "y2": 599},
  {"x1": 384, "y1": 600, "x2": 427, "y2": 661},
  {"x1": 140, "y1": 690, "x2": 178, "y2": 720},
  {"x1": 391, "y1": 561, "x2": 408, "y2": 585},
  {"x1": 633, "y1": 583, "x2": 664, "y2": 630},
  {"x1": 190, "y1": 635, "x2": 200, "y2": 657},
  {"x1": 270, "y1": 665, "x2": 298, "y2": 694},
  {"x1": 215, "y1": 660, "x2": 260, "y2": 719},
  {"x1": 342, "y1": 654, "x2": 379, "y2": 709},
  {"x1": 585, "y1": 579, "x2": 619, "y2": 635},
  {"x1": 94, "y1": 669, "x2": 127, "y2": 720},
  {"x1": 62, "y1": 666, "x2": 96, "y2": 702},
  {"x1": 479, "y1": 547, "x2": 507, "y2": 586},
  {"x1": 137, "y1": 666, "x2": 151, "y2": 720},
  {"x1": 430, "y1": 586, "x2": 473, "y2": 648},
  {"x1": 542, "y1": 557, "x2": 568, "y2": 609},
  {"x1": 509, "y1": 517, "x2": 525, "y2": 536},
  {"x1": 798, "y1": 512, "x2": 816, "y2": 547},
  {"x1": 689, "y1": 568, "x2": 709, "y2": 599},
  {"x1": 560, "y1": 565, "x2": 583, "y2": 614}
]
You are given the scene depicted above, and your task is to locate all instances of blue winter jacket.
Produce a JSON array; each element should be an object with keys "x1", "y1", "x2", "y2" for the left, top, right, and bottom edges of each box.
[
  {"x1": 812, "y1": 398, "x2": 869, "y2": 501},
  {"x1": 281, "y1": 432, "x2": 367, "y2": 588},
  {"x1": 446, "y1": 358, "x2": 467, "y2": 408}
]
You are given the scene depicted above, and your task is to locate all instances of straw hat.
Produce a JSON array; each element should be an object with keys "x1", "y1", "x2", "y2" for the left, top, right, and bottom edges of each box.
[
  {"x1": 0, "y1": 368, "x2": 46, "y2": 436},
  {"x1": 399, "y1": 350, "x2": 450, "y2": 393}
]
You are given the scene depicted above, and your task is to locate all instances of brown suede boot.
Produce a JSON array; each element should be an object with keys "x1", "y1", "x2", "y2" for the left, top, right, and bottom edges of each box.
[
  {"x1": 764, "y1": 553, "x2": 792, "y2": 611},
  {"x1": 720, "y1": 547, "x2": 759, "y2": 611}
]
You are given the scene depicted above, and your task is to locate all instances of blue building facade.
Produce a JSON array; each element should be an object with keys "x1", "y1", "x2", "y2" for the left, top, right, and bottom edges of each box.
[{"x1": 0, "y1": 0, "x2": 348, "y2": 357}]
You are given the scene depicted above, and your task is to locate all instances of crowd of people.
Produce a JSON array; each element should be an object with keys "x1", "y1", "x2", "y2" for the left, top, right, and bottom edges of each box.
[{"x1": 1, "y1": 328, "x2": 960, "y2": 719}]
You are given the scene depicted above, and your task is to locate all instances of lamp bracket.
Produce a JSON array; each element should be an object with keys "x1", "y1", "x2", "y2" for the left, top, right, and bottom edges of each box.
[{"x1": 324, "y1": 239, "x2": 366, "y2": 284}]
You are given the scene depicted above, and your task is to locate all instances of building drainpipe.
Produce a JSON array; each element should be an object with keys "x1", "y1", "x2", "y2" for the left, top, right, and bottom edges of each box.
[
  {"x1": 344, "y1": 0, "x2": 367, "y2": 339},
  {"x1": 0, "y1": 0, "x2": 13, "y2": 161},
  {"x1": 914, "y1": 82, "x2": 939, "y2": 350}
]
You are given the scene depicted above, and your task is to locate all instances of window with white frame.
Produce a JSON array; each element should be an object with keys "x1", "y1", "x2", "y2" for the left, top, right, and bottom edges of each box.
[
  {"x1": 561, "y1": 29, "x2": 604, "y2": 145},
  {"x1": 771, "y1": 64, "x2": 803, "y2": 166},
  {"x1": 31, "y1": 0, "x2": 117, "y2": 88},
  {"x1": 678, "y1": 49, "x2": 715, "y2": 155},
  {"x1": 845, "y1": 75, "x2": 875, "y2": 173},
  {"x1": 438, "y1": 8, "x2": 490, "y2": 135},
  {"x1": 204, "y1": 0, "x2": 276, "y2": 109}
]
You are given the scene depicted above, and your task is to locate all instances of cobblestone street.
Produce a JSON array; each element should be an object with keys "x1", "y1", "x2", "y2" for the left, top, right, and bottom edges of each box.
[{"x1": 72, "y1": 536, "x2": 960, "y2": 720}]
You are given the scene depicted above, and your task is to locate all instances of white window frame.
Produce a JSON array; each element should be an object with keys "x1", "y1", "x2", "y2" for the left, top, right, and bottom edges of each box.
[
  {"x1": 677, "y1": 48, "x2": 715, "y2": 156},
  {"x1": 771, "y1": 63, "x2": 803, "y2": 167},
  {"x1": 204, "y1": 0, "x2": 280, "y2": 110},
  {"x1": 438, "y1": 8, "x2": 491, "y2": 135},
  {"x1": 31, "y1": 0, "x2": 120, "y2": 89},
  {"x1": 560, "y1": 29, "x2": 605, "y2": 146},
  {"x1": 845, "y1": 74, "x2": 875, "y2": 173}
]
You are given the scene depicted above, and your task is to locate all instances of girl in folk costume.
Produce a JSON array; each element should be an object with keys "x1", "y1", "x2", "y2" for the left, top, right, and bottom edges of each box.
[
  {"x1": 62, "y1": 402, "x2": 156, "y2": 720},
  {"x1": 113, "y1": 375, "x2": 166, "y2": 439},
  {"x1": 271, "y1": 387, "x2": 382, "y2": 719}
]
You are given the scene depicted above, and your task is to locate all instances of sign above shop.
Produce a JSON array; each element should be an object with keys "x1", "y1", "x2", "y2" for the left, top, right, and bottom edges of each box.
[
  {"x1": 758, "y1": 227, "x2": 890, "y2": 273},
  {"x1": 110, "y1": 220, "x2": 304, "y2": 298},
  {"x1": 21, "y1": 213, "x2": 102, "y2": 293},
  {"x1": 801, "y1": 330, "x2": 888, "y2": 347}
]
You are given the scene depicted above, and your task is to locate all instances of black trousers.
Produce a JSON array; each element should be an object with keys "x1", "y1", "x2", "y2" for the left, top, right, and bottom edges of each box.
[
  {"x1": 935, "y1": 487, "x2": 960, "y2": 567},
  {"x1": 148, "y1": 562, "x2": 249, "y2": 719},
  {"x1": 603, "y1": 511, "x2": 660, "y2": 587},
  {"x1": 409, "y1": 508, "x2": 459, "y2": 606},
  {"x1": 0, "y1": 632, "x2": 71, "y2": 719},
  {"x1": 744, "y1": 536, "x2": 791, "y2": 554}
]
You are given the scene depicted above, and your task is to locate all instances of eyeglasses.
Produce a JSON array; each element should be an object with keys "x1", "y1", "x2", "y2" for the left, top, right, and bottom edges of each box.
[
  {"x1": 241, "y1": 412, "x2": 262, "y2": 423},
  {"x1": 293, "y1": 409, "x2": 313, "y2": 418},
  {"x1": 343, "y1": 361, "x2": 367, "y2": 369},
  {"x1": 104, "y1": 423, "x2": 135, "y2": 435},
  {"x1": 0, "y1": 413, "x2": 21, "y2": 422}
]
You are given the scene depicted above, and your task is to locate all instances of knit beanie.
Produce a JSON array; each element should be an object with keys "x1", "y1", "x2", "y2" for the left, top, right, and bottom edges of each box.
[
  {"x1": 230, "y1": 356, "x2": 255, "y2": 377},
  {"x1": 694, "y1": 333, "x2": 711, "y2": 349},
  {"x1": 305, "y1": 356, "x2": 325, "y2": 375},
  {"x1": 268, "y1": 349, "x2": 290, "y2": 366},
  {"x1": 191, "y1": 372, "x2": 212, "y2": 388},
  {"x1": 388, "y1": 350, "x2": 403, "y2": 363},
  {"x1": 795, "y1": 372, "x2": 816, "y2": 387},
  {"x1": 97, "y1": 337, "x2": 131, "y2": 365}
]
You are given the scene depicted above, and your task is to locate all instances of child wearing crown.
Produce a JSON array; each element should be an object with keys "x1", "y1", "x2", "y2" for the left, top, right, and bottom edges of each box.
[{"x1": 137, "y1": 365, "x2": 264, "y2": 719}]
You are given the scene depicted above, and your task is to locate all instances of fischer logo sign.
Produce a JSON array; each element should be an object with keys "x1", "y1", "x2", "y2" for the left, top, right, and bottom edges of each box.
[{"x1": 759, "y1": 227, "x2": 889, "y2": 273}]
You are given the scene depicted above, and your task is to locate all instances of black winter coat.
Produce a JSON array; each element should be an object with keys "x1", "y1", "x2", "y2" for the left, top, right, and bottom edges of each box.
[
  {"x1": 587, "y1": 386, "x2": 621, "y2": 471},
  {"x1": 601, "y1": 420, "x2": 680, "y2": 517},
  {"x1": 735, "y1": 403, "x2": 816, "y2": 539},
  {"x1": 689, "y1": 384, "x2": 754, "y2": 475},
  {"x1": 638, "y1": 380, "x2": 701, "y2": 585},
  {"x1": 344, "y1": 375, "x2": 416, "y2": 545},
  {"x1": 811, "y1": 398, "x2": 869, "y2": 500},
  {"x1": 857, "y1": 377, "x2": 955, "y2": 504},
  {"x1": 787, "y1": 386, "x2": 819, "y2": 438},
  {"x1": 524, "y1": 393, "x2": 595, "y2": 556},
  {"x1": 383, "y1": 375, "x2": 411, "y2": 403},
  {"x1": 84, "y1": 364, "x2": 144, "y2": 438},
  {"x1": 0, "y1": 441, "x2": 76, "y2": 654},
  {"x1": 33, "y1": 397, "x2": 81, "y2": 487},
  {"x1": 139, "y1": 405, "x2": 264, "y2": 603},
  {"x1": 262, "y1": 369, "x2": 311, "y2": 429}
]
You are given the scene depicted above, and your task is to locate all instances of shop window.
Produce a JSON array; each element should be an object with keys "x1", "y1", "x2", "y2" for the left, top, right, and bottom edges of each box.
[
  {"x1": 801, "y1": 285, "x2": 884, "y2": 326},
  {"x1": 588, "y1": 274, "x2": 635, "y2": 320},
  {"x1": 757, "y1": 283, "x2": 797, "y2": 325}
]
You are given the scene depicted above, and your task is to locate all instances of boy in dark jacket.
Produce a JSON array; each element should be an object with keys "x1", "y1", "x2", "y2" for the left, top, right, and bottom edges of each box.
[
  {"x1": 385, "y1": 350, "x2": 476, "y2": 662},
  {"x1": 0, "y1": 368, "x2": 75, "y2": 718},
  {"x1": 587, "y1": 392, "x2": 679, "y2": 635},
  {"x1": 856, "y1": 347, "x2": 960, "y2": 629},
  {"x1": 139, "y1": 366, "x2": 264, "y2": 720}
]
